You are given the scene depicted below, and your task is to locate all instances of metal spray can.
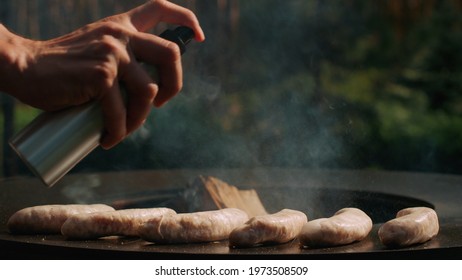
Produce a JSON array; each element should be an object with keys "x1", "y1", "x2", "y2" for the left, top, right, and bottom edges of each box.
[{"x1": 9, "y1": 26, "x2": 195, "y2": 187}]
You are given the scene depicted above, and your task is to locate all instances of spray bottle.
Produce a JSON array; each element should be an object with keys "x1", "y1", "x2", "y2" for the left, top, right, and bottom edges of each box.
[{"x1": 9, "y1": 26, "x2": 195, "y2": 187}]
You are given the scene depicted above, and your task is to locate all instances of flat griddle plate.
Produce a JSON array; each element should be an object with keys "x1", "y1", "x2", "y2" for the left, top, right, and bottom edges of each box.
[
  {"x1": 1, "y1": 223, "x2": 461, "y2": 259},
  {"x1": 1, "y1": 186, "x2": 461, "y2": 258}
]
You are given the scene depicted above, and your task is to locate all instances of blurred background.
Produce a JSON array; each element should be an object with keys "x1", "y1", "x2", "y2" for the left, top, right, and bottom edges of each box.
[{"x1": 1, "y1": 0, "x2": 462, "y2": 180}]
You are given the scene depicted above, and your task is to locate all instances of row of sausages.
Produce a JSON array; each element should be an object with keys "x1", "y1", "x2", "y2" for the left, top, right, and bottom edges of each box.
[{"x1": 6, "y1": 204, "x2": 439, "y2": 248}]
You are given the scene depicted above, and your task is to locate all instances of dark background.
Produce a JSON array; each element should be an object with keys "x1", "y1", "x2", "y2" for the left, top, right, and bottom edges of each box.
[{"x1": 1, "y1": 0, "x2": 462, "y2": 178}]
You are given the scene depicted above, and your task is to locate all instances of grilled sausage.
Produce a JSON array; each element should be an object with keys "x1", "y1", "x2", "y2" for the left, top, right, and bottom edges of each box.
[
  {"x1": 7, "y1": 204, "x2": 114, "y2": 234},
  {"x1": 138, "y1": 208, "x2": 249, "y2": 244},
  {"x1": 299, "y1": 207, "x2": 372, "y2": 248},
  {"x1": 61, "y1": 208, "x2": 176, "y2": 239},
  {"x1": 229, "y1": 209, "x2": 308, "y2": 247},
  {"x1": 378, "y1": 207, "x2": 439, "y2": 248}
]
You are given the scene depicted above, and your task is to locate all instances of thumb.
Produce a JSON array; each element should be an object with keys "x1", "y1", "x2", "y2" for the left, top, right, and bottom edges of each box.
[{"x1": 126, "y1": 0, "x2": 205, "y2": 41}]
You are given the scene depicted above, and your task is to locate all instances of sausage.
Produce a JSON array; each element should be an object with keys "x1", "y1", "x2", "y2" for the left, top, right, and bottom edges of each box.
[
  {"x1": 299, "y1": 207, "x2": 372, "y2": 248},
  {"x1": 138, "y1": 208, "x2": 249, "y2": 244},
  {"x1": 7, "y1": 204, "x2": 114, "y2": 234},
  {"x1": 61, "y1": 208, "x2": 176, "y2": 239},
  {"x1": 378, "y1": 207, "x2": 439, "y2": 248},
  {"x1": 229, "y1": 209, "x2": 307, "y2": 248}
]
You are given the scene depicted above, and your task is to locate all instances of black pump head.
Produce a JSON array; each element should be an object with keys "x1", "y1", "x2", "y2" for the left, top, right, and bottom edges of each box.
[{"x1": 160, "y1": 26, "x2": 195, "y2": 54}]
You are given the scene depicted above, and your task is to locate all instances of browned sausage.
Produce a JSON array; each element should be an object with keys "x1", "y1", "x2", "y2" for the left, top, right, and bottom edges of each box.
[
  {"x1": 61, "y1": 208, "x2": 176, "y2": 239},
  {"x1": 378, "y1": 207, "x2": 439, "y2": 248},
  {"x1": 229, "y1": 209, "x2": 307, "y2": 247},
  {"x1": 138, "y1": 208, "x2": 248, "y2": 244},
  {"x1": 299, "y1": 208, "x2": 372, "y2": 248},
  {"x1": 7, "y1": 204, "x2": 114, "y2": 234}
]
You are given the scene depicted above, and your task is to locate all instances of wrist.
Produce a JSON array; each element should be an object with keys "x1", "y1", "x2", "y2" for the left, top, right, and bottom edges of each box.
[{"x1": 0, "y1": 24, "x2": 36, "y2": 97}]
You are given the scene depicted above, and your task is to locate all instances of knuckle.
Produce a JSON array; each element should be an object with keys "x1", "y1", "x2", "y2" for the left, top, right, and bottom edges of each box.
[
  {"x1": 97, "y1": 21, "x2": 126, "y2": 38},
  {"x1": 183, "y1": 9, "x2": 196, "y2": 21},
  {"x1": 87, "y1": 40, "x2": 124, "y2": 88},
  {"x1": 163, "y1": 41, "x2": 182, "y2": 61},
  {"x1": 148, "y1": 84, "x2": 159, "y2": 101},
  {"x1": 90, "y1": 21, "x2": 131, "y2": 47},
  {"x1": 163, "y1": 81, "x2": 182, "y2": 98},
  {"x1": 92, "y1": 63, "x2": 117, "y2": 90},
  {"x1": 152, "y1": 0, "x2": 167, "y2": 9},
  {"x1": 142, "y1": 84, "x2": 158, "y2": 103},
  {"x1": 98, "y1": 35, "x2": 120, "y2": 52},
  {"x1": 86, "y1": 31, "x2": 121, "y2": 58}
]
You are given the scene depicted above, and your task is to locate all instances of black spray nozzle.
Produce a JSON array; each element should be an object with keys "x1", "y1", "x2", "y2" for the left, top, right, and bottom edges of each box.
[{"x1": 160, "y1": 26, "x2": 195, "y2": 54}]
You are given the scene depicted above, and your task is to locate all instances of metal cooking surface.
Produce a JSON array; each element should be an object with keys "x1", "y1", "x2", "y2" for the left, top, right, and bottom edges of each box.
[
  {"x1": 1, "y1": 223, "x2": 461, "y2": 259},
  {"x1": 1, "y1": 169, "x2": 462, "y2": 258}
]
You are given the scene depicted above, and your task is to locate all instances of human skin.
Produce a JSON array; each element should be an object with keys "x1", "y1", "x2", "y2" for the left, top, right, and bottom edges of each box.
[{"x1": 0, "y1": 0, "x2": 205, "y2": 149}]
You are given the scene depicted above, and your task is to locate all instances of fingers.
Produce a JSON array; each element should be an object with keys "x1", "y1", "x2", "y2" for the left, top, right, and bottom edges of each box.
[
  {"x1": 97, "y1": 26, "x2": 184, "y2": 148},
  {"x1": 102, "y1": 36, "x2": 183, "y2": 150},
  {"x1": 153, "y1": 48, "x2": 182, "y2": 107},
  {"x1": 127, "y1": 0, "x2": 205, "y2": 42},
  {"x1": 97, "y1": 0, "x2": 206, "y2": 148},
  {"x1": 99, "y1": 41, "x2": 158, "y2": 149},
  {"x1": 129, "y1": 32, "x2": 182, "y2": 107},
  {"x1": 100, "y1": 81, "x2": 127, "y2": 150},
  {"x1": 121, "y1": 59, "x2": 158, "y2": 134}
]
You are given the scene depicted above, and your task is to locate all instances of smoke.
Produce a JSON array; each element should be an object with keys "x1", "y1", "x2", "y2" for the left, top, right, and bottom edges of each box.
[
  {"x1": 115, "y1": 1, "x2": 352, "y2": 173},
  {"x1": 70, "y1": 1, "x2": 355, "y2": 177},
  {"x1": 61, "y1": 174, "x2": 102, "y2": 203}
]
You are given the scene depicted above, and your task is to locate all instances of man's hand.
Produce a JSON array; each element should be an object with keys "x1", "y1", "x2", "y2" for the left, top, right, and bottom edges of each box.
[{"x1": 0, "y1": 0, "x2": 205, "y2": 149}]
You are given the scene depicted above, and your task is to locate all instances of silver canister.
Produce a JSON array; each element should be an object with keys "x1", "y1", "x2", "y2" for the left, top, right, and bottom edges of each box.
[
  {"x1": 9, "y1": 102, "x2": 102, "y2": 186},
  {"x1": 9, "y1": 26, "x2": 195, "y2": 187}
]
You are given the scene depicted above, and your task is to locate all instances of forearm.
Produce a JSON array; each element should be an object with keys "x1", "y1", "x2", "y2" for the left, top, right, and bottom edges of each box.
[{"x1": 0, "y1": 24, "x2": 33, "y2": 96}]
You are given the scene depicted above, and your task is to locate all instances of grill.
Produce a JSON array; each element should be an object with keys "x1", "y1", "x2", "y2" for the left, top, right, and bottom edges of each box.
[{"x1": 1, "y1": 168, "x2": 462, "y2": 259}]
